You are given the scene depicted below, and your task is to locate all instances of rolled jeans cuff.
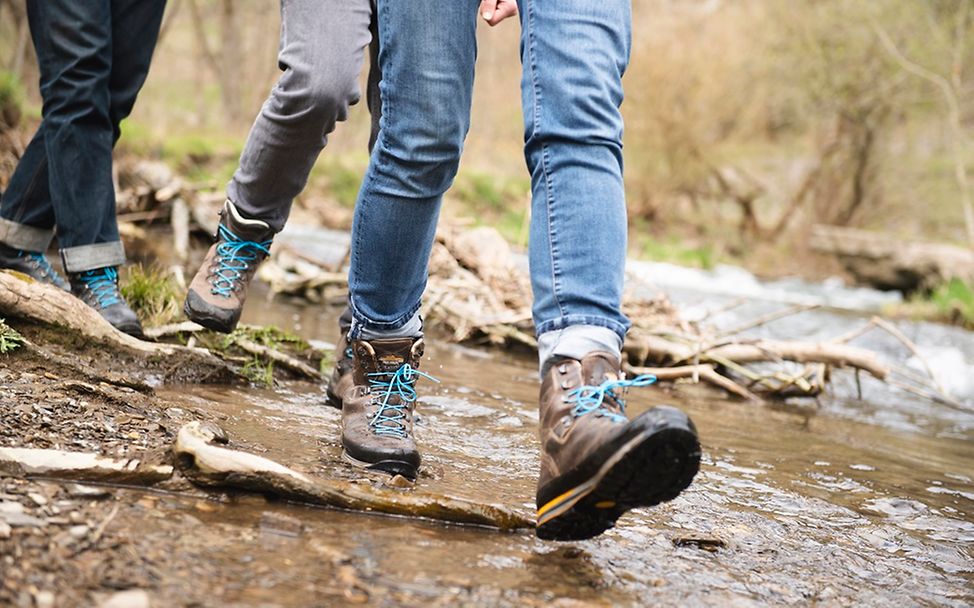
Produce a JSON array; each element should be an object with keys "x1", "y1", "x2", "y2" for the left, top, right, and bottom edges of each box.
[
  {"x1": 0, "y1": 218, "x2": 54, "y2": 252},
  {"x1": 60, "y1": 241, "x2": 126, "y2": 273}
]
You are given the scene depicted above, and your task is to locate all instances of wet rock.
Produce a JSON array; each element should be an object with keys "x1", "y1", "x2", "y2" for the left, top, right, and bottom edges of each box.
[
  {"x1": 33, "y1": 590, "x2": 55, "y2": 608},
  {"x1": 69, "y1": 525, "x2": 90, "y2": 539},
  {"x1": 27, "y1": 492, "x2": 48, "y2": 506},
  {"x1": 98, "y1": 589, "x2": 151, "y2": 608},
  {"x1": 66, "y1": 483, "x2": 112, "y2": 499},
  {"x1": 0, "y1": 501, "x2": 46, "y2": 528}
]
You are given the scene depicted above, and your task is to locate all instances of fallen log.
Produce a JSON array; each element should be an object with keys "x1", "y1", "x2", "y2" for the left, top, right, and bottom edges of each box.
[
  {"x1": 0, "y1": 447, "x2": 173, "y2": 484},
  {"x1": 174, "y1": 421, "x2": 532, "y2": 531},
  {"x1": 0, "y1": 269, "x2": 233, "y2": 382},
  {"x1": 810, "y1": 224, "x2": 974, "y2": 293}
]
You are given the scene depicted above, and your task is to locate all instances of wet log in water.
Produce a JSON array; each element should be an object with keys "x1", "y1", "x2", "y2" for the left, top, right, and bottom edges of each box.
[{"x1": 174, "y1": 421, "x2": 533, "y2": 531}]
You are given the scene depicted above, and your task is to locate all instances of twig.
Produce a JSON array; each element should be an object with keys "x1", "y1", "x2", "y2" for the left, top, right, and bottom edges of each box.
[
  {"x1": 144, "y1": 321, "x2": 205, "y2": 340},
  {"x1": 870, "y1": 316, "x2": 947, "y2": 394},
  {"x1": 626, "y1": 364, "x2": 761, "y2": 402},
  {"x1": 716, "y1": 304, "x2": 819, "y2": 338},
  {"x1": 233, "y1": 337, "x2": 322, "y2": 381},
  {"x1": 696, "y1": 297, "x2": 748, "y2": 323}
]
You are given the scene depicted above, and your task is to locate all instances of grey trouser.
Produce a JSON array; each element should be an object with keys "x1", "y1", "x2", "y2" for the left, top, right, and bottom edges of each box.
[{"x1": 228, "y1": 0, "x2": 377, "y2": 232}]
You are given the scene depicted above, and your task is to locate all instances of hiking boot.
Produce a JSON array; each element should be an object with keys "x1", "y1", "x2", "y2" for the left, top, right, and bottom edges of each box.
[
  {"x1": 184, "y1": 200, "x2": 273, "y2": 333},
  {"x1": 70, "y1": 266, "x2": 145, "y2": 339},
  {"x1": 535, "y1": 352, "x2": 701, "y2": 541},
  {"x1": 341, "y1": 337, "x2": 433, "y2": 479},
  {"x1": 0, "y1": 242, "x2": 69, "y2": 291},
  {"x1": 326, "y1": 332, "x2": 355, "y2": 408}
]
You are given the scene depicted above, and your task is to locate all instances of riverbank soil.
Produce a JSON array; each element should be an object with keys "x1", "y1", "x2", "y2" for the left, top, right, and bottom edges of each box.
[{"x1": 2, "y1": 300, "x2": 973, "y2": 607}]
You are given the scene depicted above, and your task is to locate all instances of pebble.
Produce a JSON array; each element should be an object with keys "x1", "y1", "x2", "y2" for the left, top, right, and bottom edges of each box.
[
  {"x1": 69, "y1": 525, "x2": 90, "y2": 539},
  {"x1": 99, "y1": 589, "x2": 151, "y2": 608},
  {"x1": 0, "y1": 521, "x2": 11, "y2": 539},
  {"x1": 34, "y1": 590, "x2": 55, "y2": 608},
  {"x1": 66, "y1": 484, "x2": 112, "y2": 499},
  {"x1": 27, "y1": 492, "x2": 48, "y2": 506}
]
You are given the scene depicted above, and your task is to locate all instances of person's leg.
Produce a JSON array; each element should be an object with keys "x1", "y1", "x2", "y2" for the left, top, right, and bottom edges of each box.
[
  {"x1": 107, "y1": 0, "x2": 167, "y2": 143},
  {"x1": 228, "y1": 0, "x2": 373, "y2": 231},
  {"x1": 185, "y1": 0, "x2": 373, "y2": 334},
  {"x1": 518, "y1": 0, "x2": 632, "y2": 371},
  {"x1": 0, "y1": 133, "x2": 56, "y2": 247},
  {"x1": 326, "y1": 2, "x2": 381, "y2": 409},
  {"x1": 22, "y1": 0, "x2": 116, "y2": 272},
  {"x1": 56, "y1": 0, "x2": 165, "y2": 338},
  {"x1": 347, "y1": 0, "x2": 478, "y2": 337},
  {"x1": 340, "y1": 0, "x2": 479, "y2": 478},
  {"x1": 517, "y1": 0, "x2": 700, "y2": 541}
]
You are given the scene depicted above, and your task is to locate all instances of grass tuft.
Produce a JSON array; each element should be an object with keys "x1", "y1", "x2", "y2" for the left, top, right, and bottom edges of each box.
[{"x1": 120, "y1": 264, "x2": 186, "y2": 327}]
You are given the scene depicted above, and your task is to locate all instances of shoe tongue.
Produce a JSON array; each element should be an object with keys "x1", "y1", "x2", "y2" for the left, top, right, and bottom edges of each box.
[
  {"x1": 222, "y1": 201, "x2": 273, "y2": 242},
  {"x1": 580, "y1": 352, "x2": 622, "y2": 386}
]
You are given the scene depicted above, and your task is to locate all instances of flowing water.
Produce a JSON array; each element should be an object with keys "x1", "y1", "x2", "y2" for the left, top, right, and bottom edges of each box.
[{"x1": 154, "y1": 234, "x2": 973, "y2": 606}]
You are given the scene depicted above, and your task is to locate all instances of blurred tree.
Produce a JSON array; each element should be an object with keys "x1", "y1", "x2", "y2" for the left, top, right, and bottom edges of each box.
[{"x1": 874, "y1": 0, "x2": 973, "y2": 247}]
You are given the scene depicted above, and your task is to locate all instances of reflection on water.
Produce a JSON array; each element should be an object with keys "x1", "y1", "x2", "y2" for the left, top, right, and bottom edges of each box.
[{"x1": 151, "y1": 293, "x2": 974, "y2": 606}]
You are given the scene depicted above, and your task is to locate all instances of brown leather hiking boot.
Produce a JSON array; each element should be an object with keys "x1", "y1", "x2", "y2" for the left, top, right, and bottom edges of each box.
[
  {"x1": 341, "y1": 337, "x2": 429, "y2": 479},
  {"x1": 325, "y1": 331, "x2": 355, "y2": 408},
  {"x1": 535, "y1": 352, "x2": 701, "y2": 541},
  {"x1": 184, "y1": 201, "x2": 273, "y2": 333}
]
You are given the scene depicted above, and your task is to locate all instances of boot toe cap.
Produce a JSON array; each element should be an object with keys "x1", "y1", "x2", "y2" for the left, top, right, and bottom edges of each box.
[{"x1": 184, "y1": 289, "x2": 241, "y2": 333}]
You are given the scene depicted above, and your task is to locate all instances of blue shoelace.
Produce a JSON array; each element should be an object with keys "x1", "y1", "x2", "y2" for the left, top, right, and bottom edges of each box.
[
  {"x1": 566, "y1": 374, "x2": 658, "y2": 423},
  {"x1": 18, "y1": 250, "x2": 60, "y2": 283},
  {"x1": 210, "y1": 224, "x2": 272, "y2": 298},
  {"x1": 367, "y1": 364, "x2": 439, "y2": 438},
  {"x1": 78, "y1": 267, "x2": 122, "y2": 309}
]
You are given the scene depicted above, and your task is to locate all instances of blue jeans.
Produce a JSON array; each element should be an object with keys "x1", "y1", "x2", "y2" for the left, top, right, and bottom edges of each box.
[
  {"x1": 348, "y1": 0, "x2": 632, "y2": 366},
  {"x1": 0, "y1": 0, "x2": 165, "y2": 272}
]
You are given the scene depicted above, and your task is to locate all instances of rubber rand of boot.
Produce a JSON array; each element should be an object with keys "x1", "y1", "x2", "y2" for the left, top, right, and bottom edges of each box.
[{"x1": 535, "y1": 406, "x2": 701, "y2": 541}]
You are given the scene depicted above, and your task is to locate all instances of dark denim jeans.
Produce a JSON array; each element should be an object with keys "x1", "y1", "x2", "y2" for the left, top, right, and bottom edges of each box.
[{"x1": 0, "y1": 0, "x2": 166, "y2": 272}]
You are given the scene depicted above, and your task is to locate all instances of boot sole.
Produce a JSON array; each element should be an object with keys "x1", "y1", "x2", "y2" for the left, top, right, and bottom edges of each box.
[
  {"x1": 536, "y1": 407, "x2": 701, "y2": 541},
  {"x1": 183, "y1": 299, "x2": 237, "y2": 334},
  {"x1": 342, "y1": 450, "x2": 419, "y2": 480},
  {"x1": 117, "y1": 323, "x2": 146, "y2": 340}
]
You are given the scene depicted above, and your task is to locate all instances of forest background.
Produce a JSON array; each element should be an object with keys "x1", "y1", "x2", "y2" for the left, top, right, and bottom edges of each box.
[{"x1": 0, "y1": 0, "x2": 972, "y2": 284}]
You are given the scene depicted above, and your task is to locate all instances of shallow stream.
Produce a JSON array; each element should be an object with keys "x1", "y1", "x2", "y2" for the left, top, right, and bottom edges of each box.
[{"x1": 155, "y1": 234, "x2": 973, "y2": 606}]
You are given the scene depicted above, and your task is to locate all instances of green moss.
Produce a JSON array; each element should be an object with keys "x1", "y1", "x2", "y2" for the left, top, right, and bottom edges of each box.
[
  {"x1": 634, "y1": 232, "x2": 717, "y2": 269},
  {"x1": 887, "y1": 279, "x2": 974, "y2": 329},
  {"x1": 120, "y1": 264, "x2": 185, "y2": 327},
  {"x1": 0, "y1": 319, "x2": 24, "y2": 354},
  {"x1": 920, "y1": 279, "x2": 974, "y2": 327},
  {"x1": 223, "y1": 324, "x2": 310, "y2": 352},
  {"x1": 241, "y1": 358, "x2": 275, "y2": 387}
]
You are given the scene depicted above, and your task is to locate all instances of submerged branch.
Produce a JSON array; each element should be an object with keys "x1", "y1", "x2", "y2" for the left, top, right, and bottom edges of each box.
[{"x1": 174, "y1": 422, "x2": 532, "y2": 531}]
